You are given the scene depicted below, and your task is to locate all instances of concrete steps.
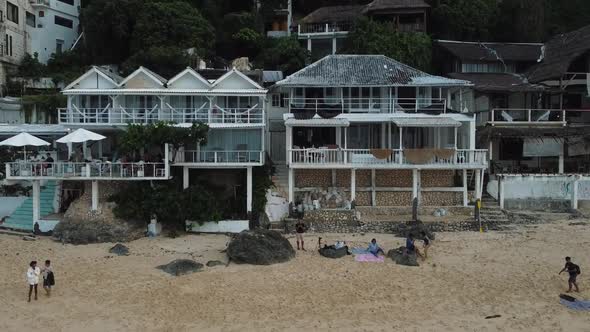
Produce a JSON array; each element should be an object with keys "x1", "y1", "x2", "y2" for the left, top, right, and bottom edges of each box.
[
  {"x1": 271, "y1": 164, "x2": 289, "y2": 199},
  {"x1": 2, "y1": 181, "x2": 58, "y2": 231}
]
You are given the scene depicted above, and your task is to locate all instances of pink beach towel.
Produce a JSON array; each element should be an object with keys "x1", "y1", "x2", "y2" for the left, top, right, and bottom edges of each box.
[{"x1": 355, "y1": 254, "x2": 385, "y2": 263}]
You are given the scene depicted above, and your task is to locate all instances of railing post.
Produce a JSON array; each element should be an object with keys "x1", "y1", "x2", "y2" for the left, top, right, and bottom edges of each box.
[
  {"x1": 86, "y1": 163, "x2": 90, "y2": 178},
  {"x1": 325, "y1": 23, "x2": 329, "y2": 32},
  {"x1": 491, "y1": 109, "x2": 495, "y2": 122},
  {"x1": 214, "y1": 152, "x2": 218, "y2": 163},
  {"x1": 6, "y1": 163, "x2": 10, "y2": 178},
  {"x1": 562, "y1": 109, "x2": 566, "y2": 125},
  {"x1": 528, "y1": 109, "x2": 532, "y2": 122}
]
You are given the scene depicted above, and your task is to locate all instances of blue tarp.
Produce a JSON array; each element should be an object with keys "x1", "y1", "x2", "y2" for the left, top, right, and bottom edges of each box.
[{"x1": 560, "y1": 299, "x2": 590, "y2": 311}]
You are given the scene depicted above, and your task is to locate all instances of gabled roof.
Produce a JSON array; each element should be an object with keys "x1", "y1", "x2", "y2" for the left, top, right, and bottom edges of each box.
[
  {"x1": 301, "y1": 5, "x2": 364, "y2": 24},
  {"x1": 447, "y1": 73, "x2": 546, "y2": 92},
  {"x1": 167, "y1": 67, "x2": 211, "y2": 88},
  {"x1": 211, "y1": 68, "x2": 264, "y2": 90},
  {"x1": 363, "y1": 0, "x2": 430, "y2": 13},
  {"x1": 436, "y1": 40, "x2": 543, "y2": 62},
  {"x1": 527, "y1": 25, "x2": 590, "y2": 83},
  {"x1": 63, "y1": 66, "x2": 123, "y2": 90},
  {"x1": 275, "y1": 55, "x2": 471, "y2": 87},
  {"x1": 119, "y1": 66, "x2": 168, "y2": 88}
]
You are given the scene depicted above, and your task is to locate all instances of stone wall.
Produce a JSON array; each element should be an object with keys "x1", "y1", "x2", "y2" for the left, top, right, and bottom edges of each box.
[
  {"x1": 295, "y1": 169, "x2": 332, "y2": 187},
  {"x1": 335, "y1": 170, "x2": 371, "y2": 187},
  {"x1": 421, "y1": 170, "x2": 456, "y2": 187},
  {"x1": 375, "y1": 191, "x2": 412, "y2": 206},
  {"x1": 355, "y1": 191, "x2": 372, "y2": 206},
  {"x1": 421, "y1": 192, "x2": 463, "y2": 206},
  {"x1": 64, "y1": 181, "x2": 126, "y2": 223},
  {"x1": 376, "y1": 170, "x2": 412, "y2": 187}
]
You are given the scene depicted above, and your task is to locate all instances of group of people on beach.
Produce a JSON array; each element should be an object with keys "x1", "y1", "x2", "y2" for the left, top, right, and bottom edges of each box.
[
  {"x1": 26, "y1": 260, "x2": 55, "y2": 302},
  {"x1": 365, "y1": 232, "x2": 431, "y2": 259}
]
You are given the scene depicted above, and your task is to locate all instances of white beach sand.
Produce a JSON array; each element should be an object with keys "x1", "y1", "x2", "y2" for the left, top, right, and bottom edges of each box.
[{"x1": 0, "y1": 220, "x2": 589, "y2": 331}]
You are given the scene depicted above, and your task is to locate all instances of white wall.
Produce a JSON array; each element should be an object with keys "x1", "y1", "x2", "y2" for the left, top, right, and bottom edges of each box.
[
  {"x1": 186, "y1": 220, "x2": 249, "y2": 233},
  {"x1": 490, "y1": 175, "x2": 590, "y2": 201}
]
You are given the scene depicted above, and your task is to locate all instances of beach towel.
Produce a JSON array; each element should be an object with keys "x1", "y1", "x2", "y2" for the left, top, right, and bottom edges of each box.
[
  {"x1": 560, "y1": 299, "x2": 590, "y2": 311},
  {"x1": 355, "y1": 254, "x2": 385, "y2": 263},
  {"x1": 351, "y1": 248, "x2": 369, "y2": 255}
]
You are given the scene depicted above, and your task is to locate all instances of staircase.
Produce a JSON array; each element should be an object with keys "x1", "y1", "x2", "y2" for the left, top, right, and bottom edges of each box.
[
  {"x1": 2, "y1": 181, "x2": 59, "y2": 232},
  {"x1": 479, "y1": 193, "x2": 510, "y2": 227},
  {"x1": 272, "y1": 164, "x2": 289, "y2": 199}
]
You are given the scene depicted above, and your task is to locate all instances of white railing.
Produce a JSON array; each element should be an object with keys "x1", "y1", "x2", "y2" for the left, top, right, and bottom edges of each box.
[
  {"x1": 59, "y1": 106, "x2": 265, "y2": 125},
  {"x1": 6, "y1": 162, "x2": 168, "y2": 179},
  {"x1": 288, "y1": 97, "x2": 447, "y2": 116},
  {"x1": 490, "y1": 109, "x2": 566, "y2": 124},
  {"x1": 298, "y1": 23, "x2": 352, "y2": 35},
  {"x1": 289, "y1": 148, "x2": 487, "y2": 168},
  {"x1": 176, "y1": 150, "x2": 264, "y2": 164}
]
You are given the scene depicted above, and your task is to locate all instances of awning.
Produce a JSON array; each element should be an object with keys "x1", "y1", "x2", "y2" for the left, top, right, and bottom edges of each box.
[
  {"x1": 392, "y1": 117, "x2": 461, "y2": 128},
  {"x1": 0, "y1": 124, "x2": 68, "y2": 135},
  {"x1": 285, "y1": 118, "x2": 350, "y2": 127}
]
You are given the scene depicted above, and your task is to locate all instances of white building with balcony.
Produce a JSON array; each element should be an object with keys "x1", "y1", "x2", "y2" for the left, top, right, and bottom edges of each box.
[{"x1": 268, "y1": 55, "x2": 487, "y2": 209}]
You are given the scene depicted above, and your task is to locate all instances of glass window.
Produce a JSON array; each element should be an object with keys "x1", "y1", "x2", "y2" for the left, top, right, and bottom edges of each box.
[
  {"x1": 6, "y1": 2, "x2": 18, "y2": 24},
  {"x1": 58, "y1": 0, "x2": 75, "y2": 5},
  {"x1": 54, "y1": 15, "x2": 73, "y2": 29},
  {"x1": 26, "y1": 12, "x2": 35, "y2": 27}
]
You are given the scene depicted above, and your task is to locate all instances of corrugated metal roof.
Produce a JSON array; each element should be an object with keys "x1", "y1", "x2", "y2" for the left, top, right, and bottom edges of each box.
[
  {"x1": 263, "y1": 71, "x2": 284, "y2": 83},
  {"x1": 436, "y1": 40, "x2": 543, "y2": 62},
  {"x1": 276, "y1": 55, "x2": 471, "y2": 87},
  {"x1": 0, "y1": 124, "x2": 69, "y2": 135},
  {"x1": 94, "y1": 66, "x2": 125, "y2": 83},
  {"x1": 392, "y1": 117, "x2": 461, "y2": 127},
  {"x1": 447, "y1": 73, "x2": 545, "y2": 92},
  {"x1": 285, "y1": 118, "x2": 350, "y2": 127},
  {"x1": 364, "y1": 0, "x2": 430, "y2": 12}
]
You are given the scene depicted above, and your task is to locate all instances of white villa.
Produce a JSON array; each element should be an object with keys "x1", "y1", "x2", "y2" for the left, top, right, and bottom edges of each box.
[
  {"x1": 267, "y1": 55, "x2": 488, "y2": 209},
  {"x1": 3, "y1": 65, "x2": 267, "y2": 231}
]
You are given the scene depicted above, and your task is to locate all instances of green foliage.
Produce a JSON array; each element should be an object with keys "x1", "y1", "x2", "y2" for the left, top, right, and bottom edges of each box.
[
  {"x1": 343, "y1": 18, "x2": 432, "y2": 71},
  {"x1": 252, "y1": 161, "x2": 275, "y2": 215},
  {"x1": 46, "y1": 49, "x2": 91, "y2": 85},
  {"x1": 0, "y1": 148, "x2": 19, "y2": 181},
  {"x1": 232, "y1": 28, "x2": 265, "y2": 59},
  {"x1": 21, "y1": 94, "x2": 66, "y2": 123},
  {"x1": 431, "y1": 0, "x2": 499, "y2": 41},
  {"x1": 256, "y1": 36, "x2": 310, "y2": 75},
  {"x1": 121, "y1": 47, "x2": 191, "y2": 78},
  {"x1": 183, "y1": 183, "x2": 224, "y2": 224},
  {"x1": 17, "y1": 53, "x2": 47, "y2": 79}
]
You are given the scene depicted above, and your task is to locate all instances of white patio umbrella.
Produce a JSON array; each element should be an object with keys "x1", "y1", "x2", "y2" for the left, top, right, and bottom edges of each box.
[
  {"x1": 0, "y1": 132, "x2": 50, "y2": 160},
  {"x1": 57, "y1": 128, "x2": 106, "y2": 160},
  {"x1": 56, "y1": 128, "x2": 106, "y2": 144}
]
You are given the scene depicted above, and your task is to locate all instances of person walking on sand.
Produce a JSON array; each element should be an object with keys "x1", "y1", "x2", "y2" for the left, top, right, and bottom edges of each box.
[
  {"x1": 26, "y1": 261, "x2": 41, "y2": 302},
  {"x1": 422, "y1": 231, "x2": 431, "y2": 259},
  {"x1": 559, "y1": 257, "x2": 581, "y2": 293},
  {"x1": 406, "y1": 234, "x2": 424, "y2": 259},
  {"x1": 295, "y1": 220, "x2": 307, "y2": 250},
  {"x1": 41, "y1": 260, "x2": 55, "y2": 296}
]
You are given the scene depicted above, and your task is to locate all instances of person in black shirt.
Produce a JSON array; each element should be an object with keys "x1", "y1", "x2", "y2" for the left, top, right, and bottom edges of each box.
[
  {"x1": 559, "y1": 256, "x2": 581, "y2": 292},
  {"x1": 294, "y1": 220, "x2": 307, "y2": 251}
]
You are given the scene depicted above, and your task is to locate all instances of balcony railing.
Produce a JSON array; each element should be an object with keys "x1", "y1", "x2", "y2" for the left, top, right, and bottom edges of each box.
[
  {"x1": 490, "y1": 109, "x2": 566, "y2": 125},
  {"x1": 297, "y1": 23, "x2": 352, "y2": 35},
  {"x1": 175, "y1": 150, "x2": 264, "y2": 165},
  {"x1": 58, "y1": 105, "x2": 264, "y2": 125},
  {"x1": 289, "y1": 97, "x2": 447, "y2": 115},
  {"x1": 6, "y1": 162, "x2": 169, "y2": 180},
  {"x1": 289, "y1": 148, "x2": 487, "y2": 168}
]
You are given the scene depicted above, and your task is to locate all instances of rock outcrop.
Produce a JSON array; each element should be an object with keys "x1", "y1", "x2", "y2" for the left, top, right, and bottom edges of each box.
[
  {"x1": 318, "y1": 246, "x2": 349, "y2": 259},
  {"x1": 109, "y1": 243, "x2": 130, "y2": 256},
  {"x1": 158, "y1": 259, "x2": 204, "y2": 276},
  {"x1": 387, "y1": 247, "x2": 419, "y2": 267},
  {"x1": 227, "y1": 229, "x2": 295, "y2": 265}
]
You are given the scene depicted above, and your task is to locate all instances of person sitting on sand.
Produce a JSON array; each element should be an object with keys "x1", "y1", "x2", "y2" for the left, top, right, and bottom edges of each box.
[
  {"x1": 406, "y1": 234, "x2": 423, "y2": 259},
  {"x1": 559, "y1": 257, "x2": 581, "y2": 293},
  {"x1": 26, "y1": 261, "x2": 40, "y2": 302},
  {"x1": 42, "y1": 260, "x2": 55, "y2": 296},
  {"x1": 368, "y1": 239, "x2": 385, "y2": 257},
  {"x1": 422, "y1": 231, "x2": 431, "y2": 259}
]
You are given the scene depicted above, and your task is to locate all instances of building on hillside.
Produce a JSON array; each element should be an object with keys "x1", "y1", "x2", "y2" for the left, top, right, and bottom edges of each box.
[
  {"x1": 0, "y1": 0, "x2": 81, "y2": 86},
  {"x1": 267, "y1": 54, "x2": 487, "y2": 211},
  {"x1": 265, "y1": 0, "x2": 291, "y2": 38},
  {"x1": 2, "y1": 65, "x2": 267, "y2": 232},
  {"x1": 297, "y1": 0, "x2": 430, "y2": 57},
  {"x1": 435, "y1": 28, "x2": 590, "y2": 177}
]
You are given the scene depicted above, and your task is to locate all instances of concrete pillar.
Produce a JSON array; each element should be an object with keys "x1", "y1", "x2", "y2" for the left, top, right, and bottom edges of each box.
[
  {"x1": 463, "y1": 169, "x2": 469, "y2": 207},
  {"x1": 32, "y1": 181, "x2": 40, "y2": 224},
  {"x1": 307, "y1": 37, "x2": 312, "y2": 52},
  {"x1": 559, "y1": 142, "x2": 565, "y2": 174},
  {"x1": 91, "y1": 181, "x2": 99, "y2": 211},
  {"x1": 98, "y1": 140, "x2": 103, "y2": 159},
  {"x1": 351, "y1": 169, "x2": 356, "y2": 202},
  {"x1": 499, "y1": 177, "x2": 505, "y2": 209},
  {"x1": 286, "y1": 126, "x2": 293, "y2": 164},
  {"x1": 572, "y1": 176, "x2": 579, "y2": 210},
  {"x1": 246, "y1": 167, "x2": 253, "y2": 213},
  {"x1": 332, "y1": 36, "x2": 337, "y2": 54},
  {"x1": 371, "y1": 169, "x2": 376, "y2": 206},
  {"x1": 183, "y1": 166, "x2": 189, "y2": 189},
  {"x1": 288, "y1": 168, "x2": 294, "y2": 203},
  {"x1": 164, "y1": 143, "x2": 170, "y2": 178},
  {"x1": 83, "y1": 141, "x2": 88, "y2": 160},
  {"x1": 412, "y1": 169, "x2": 419, "y2": 202},
  {"x1": 475, "y1": 169, "x2": 482, "y2": 200},
  {"x1": 67, "y1": 142, "x2": 73, "y2": 159},
  {"x1": 381, "y1": 123, "x2": 386, "y2": 148}
]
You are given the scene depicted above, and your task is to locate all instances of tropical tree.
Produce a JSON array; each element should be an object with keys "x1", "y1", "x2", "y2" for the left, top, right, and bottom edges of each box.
[
  {"x1": 430, "y1": 0, "x2": 499, "y2": 41},
  {"x1": 256, "y1": 36, "x2": 310, "y2": 75}
]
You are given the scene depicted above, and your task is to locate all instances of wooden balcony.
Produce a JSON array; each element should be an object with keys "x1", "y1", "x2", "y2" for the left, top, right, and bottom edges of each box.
[
  {"x1": 6, "y1": 161, "x2": 170, "y2": 180},
  {"x1": 297, "y1": 23, "x2": 352, "y2": 38},
  {"x1": 288, "y1": 148, "x2": 488, "y2": 169},
  {"x1": 174, "y1": 150, "x2": 264, "y2": 167},
  {"x1": 489, "y1": 109, "x2": 566, "y2": 126}
]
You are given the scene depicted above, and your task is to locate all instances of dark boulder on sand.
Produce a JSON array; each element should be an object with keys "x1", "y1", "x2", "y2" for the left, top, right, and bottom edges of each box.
[
  {"x1": 206, "y1": 260, "x2": 226, "y2": 267},
  {"x1": 387, "y1": 247, "x2": 419, "y2": 267},
  {"x1": 109, "y1": 243, "x2": 129, "y2": 256},
  {"x1": 319, "y1": 246, "x2": 349, "y2": 259},
  {"x1": 227, "y1": 229, "x2": 295, "y2": 265},
  {"x1": 158, "y1": 259, "x2": 204, "y2": 276},
  {"x1": 395, "y1": 221, "x2": 435, "y2": 241}
]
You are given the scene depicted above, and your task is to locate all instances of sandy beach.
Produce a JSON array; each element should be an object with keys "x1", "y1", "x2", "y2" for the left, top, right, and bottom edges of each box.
[{"x1": 0, "y1": 220, "x2": 589, "y2": 331}]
